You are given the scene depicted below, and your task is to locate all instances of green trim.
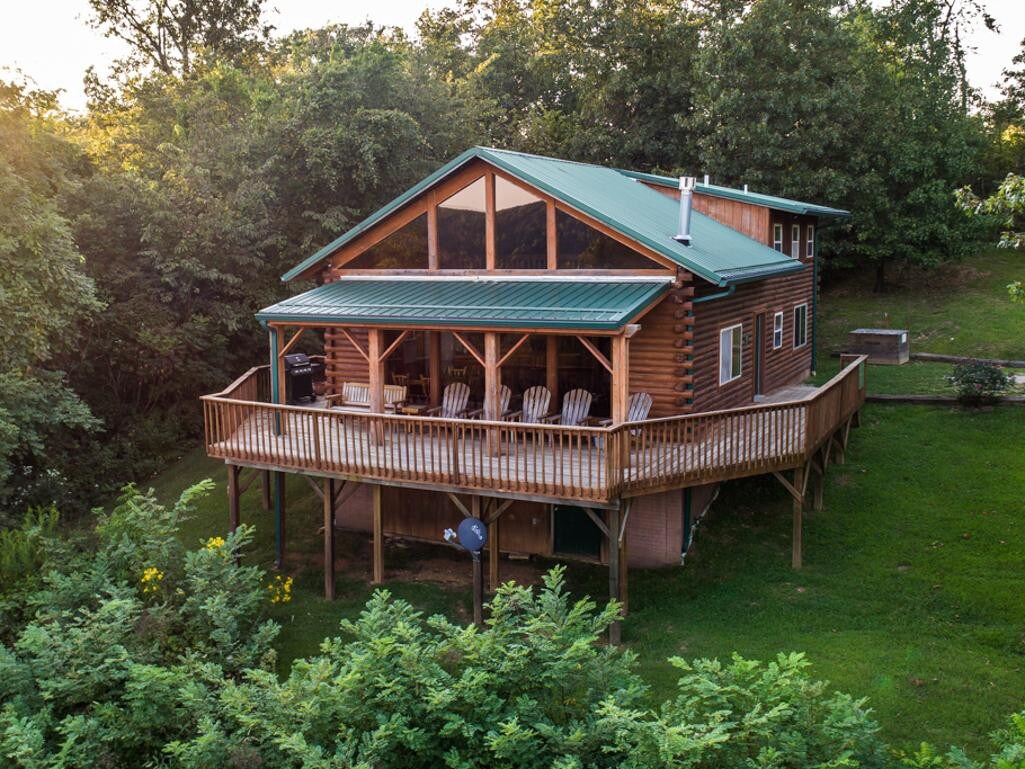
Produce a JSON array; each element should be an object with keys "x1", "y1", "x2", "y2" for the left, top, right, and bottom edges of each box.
[
  {"x1": 621, "y1": 169, "x2": 851, "y2": 219},
  {"x1": 692, "y1": 285, "x2": 737, "y2": 304},
  {"x1": 281, "y1": 147, "x2": 811, "y2": 287}
]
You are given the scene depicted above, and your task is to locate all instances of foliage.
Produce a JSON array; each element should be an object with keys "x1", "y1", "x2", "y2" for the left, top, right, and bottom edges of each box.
[
  {"x1": 0, "y1": 82, "x2": 103, "y2": 515},
  {"x1": 946, "y1": 361, "x2": 1011, "y2": 404},
  {"x1": 86, "y1": 0, "x2": 270, "y2": 76},
  {"x1": 0, "y1": 506, "x2": 58, "y2": 594},
  {"x1": 899, "y1": 710, "x2": 1025, "y2": 768},
  {"x1": 0, "y1": 480, "x2": 279, "y2": 767}
]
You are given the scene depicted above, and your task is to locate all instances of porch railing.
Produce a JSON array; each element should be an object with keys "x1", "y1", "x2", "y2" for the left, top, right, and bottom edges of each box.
[{"x1": 201, "y1": 356, "x2": 866, "y2": 504}]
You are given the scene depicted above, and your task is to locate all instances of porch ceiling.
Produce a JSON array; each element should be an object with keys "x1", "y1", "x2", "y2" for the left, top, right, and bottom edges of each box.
[{"x1": 256, "y1": 276, "x2": 672, "y2": 331}]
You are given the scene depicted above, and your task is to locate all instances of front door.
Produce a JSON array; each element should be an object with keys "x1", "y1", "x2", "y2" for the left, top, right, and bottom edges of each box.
[{"x1": 754, "y1": 313, "x2": 765, "y2": 396}]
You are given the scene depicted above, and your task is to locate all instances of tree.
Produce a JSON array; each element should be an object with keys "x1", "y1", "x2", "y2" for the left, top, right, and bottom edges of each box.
[
  {"x1": 86, "y1": 0, "x2": 270, "y2": 76},
  {"x1": 0, "y1": 83, "x2": 103, "y2": 516}
]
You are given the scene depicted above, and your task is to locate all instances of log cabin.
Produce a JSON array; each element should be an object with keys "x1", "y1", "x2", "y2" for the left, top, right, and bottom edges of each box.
[{"x1": 202, "y1": 147, "x2": 865, "y2": 641}]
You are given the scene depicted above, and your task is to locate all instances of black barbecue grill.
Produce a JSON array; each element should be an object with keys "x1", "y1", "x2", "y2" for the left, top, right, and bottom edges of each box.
[{"x1": 284, "y1": 353, "x2": 324, "y2": 404}]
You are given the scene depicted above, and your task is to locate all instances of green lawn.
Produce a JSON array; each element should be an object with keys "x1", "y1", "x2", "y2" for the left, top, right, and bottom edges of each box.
[
  {"x1": 812, "y1": 248, "x2": 1025, "y2": 393},
  {"x1": 153, "y1": 403, "x2": 1025, "y2": 753},
  {"x1": 144, "y1": 248, "x2": 1025, "y2": 753}
]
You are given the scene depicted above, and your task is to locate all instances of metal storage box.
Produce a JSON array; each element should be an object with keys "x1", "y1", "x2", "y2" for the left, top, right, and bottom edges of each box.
[{"x1": 846, "y1": 328, "x2": 909, "y2": 365}]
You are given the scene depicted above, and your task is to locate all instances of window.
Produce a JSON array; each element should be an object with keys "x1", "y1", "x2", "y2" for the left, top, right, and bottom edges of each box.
[
  {"x1": 345, "y1": 213, "x2": 429, "y2": 269},
  {"x1": 793, "y1": 304, "x2": 808, "y2": 348},
  {"x1": 495, "y1": 176, "x2": 547, "y2": 269},
  {"x1": 438, "y1": 177, "x2": 486, "y2": 269},
  {"x1": 791, "y1": 224, "x2": 800, "y2": 258},
  {"x1": 556, "y1": 210, "x2": 658, "y2": 269},
  {"x1": 772, "y1": 223, "x2": 783, "y2": 252},
  {"x1": 773, "y1": 311, "x2": 784, "y2": 349},
  {"x1": 719, "y1": 324, "x2": 743, "y2": 385},
  {"x1": 806, "y1": 224, "x2": 815, "y2": 258}
]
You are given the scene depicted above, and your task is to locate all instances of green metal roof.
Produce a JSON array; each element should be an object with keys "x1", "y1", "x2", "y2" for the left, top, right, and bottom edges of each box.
[
  {"x1": 281, "y1": 147, "x2": 810, "y2": 286},
  {"x1": 257, "y1": 277, "x2": 672, "y2": 331},
  {"x1": 620, "y1": 169, "x2": 851, "y2": 218}
]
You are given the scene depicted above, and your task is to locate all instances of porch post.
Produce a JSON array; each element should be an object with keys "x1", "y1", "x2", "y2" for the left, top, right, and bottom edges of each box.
[
  {"x1": 428, "y1": 331, "x2": 442, "y2": 407},
  {"x1": 274, "y1": 326, "x2": 286, "y2": 406},
  {"x1": 323, "y1": 478, "x2": 336, "y2": 600},
  {"x1": 546, "y1": 336, "x2": 559, "y2": 404},
  {"x1": 367, "y1": 329, "x2": 384, "y2": 414},
  {"x1": 610, "y1": 334, "x2": 631, "y2": 424},
  {"x1": 483, "y1": 332, "x2": 501, "y2": 420}
]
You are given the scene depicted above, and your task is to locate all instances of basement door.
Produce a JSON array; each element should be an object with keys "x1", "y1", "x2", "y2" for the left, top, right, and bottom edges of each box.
[{"x1": 552, "y1": 505, "x2": 603, "y2": 560}]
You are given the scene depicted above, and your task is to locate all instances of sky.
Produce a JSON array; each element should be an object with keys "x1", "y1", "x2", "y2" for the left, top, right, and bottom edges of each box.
[{"x1": 1, "y1": 0, "x2": 1023, "y2": 112}]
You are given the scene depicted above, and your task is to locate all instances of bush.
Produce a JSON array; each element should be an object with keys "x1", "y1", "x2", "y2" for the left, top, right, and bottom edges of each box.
[
  {"x1": 899, "y1": 710, "x2": 1025, "y2": 768},
  {"x1": 947, "y1": 361, "x2": 1011, "y2": 404}
]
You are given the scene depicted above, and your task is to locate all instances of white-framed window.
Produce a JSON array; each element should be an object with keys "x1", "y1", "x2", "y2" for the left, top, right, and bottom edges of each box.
[
  {"x1": 719, "y1": 323, "x2": 743, "y2": 385},
  {"x1": 791, "y1": 224, "x2": 800, "y2": 257},
  {"x1": 773, "y1": 311, "x2": 784, "y2": 349},
  {"x1": 806, "y1": 224, "x2": 815, "y2": 258},
  {"x1": 772, "y1": 223, "x2": 783, "y2": 252},
  {"x1": 793, "y1": 303, "x2": 808, "y2": 348}
]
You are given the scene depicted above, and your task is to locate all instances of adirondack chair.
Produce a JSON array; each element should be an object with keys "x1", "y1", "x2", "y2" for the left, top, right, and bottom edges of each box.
[
  {"x1": 425, "y1": 382, "x2": 471, "y2": 419},
  {"x1": 598, "y1": 392, "x2": 653, "y2": 434},
  {"x1": 507, "y1": 385, "x2": 551, "y2": 424},
  {"x1": 468, "y1": 384, "x2": 512, "y2": 419},
  {"x1": 545, "y1": 389, "x2": 593, "y2": 427}
]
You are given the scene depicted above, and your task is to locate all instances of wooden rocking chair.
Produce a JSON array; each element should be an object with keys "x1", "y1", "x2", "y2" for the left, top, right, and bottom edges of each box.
[
  {"x1": 508, "y1": 385, "x2": 552, "y2": 424},
  {"x1": 425, "y1": 382, "x2": 471, "y2": 419},
  {"x1": 598, "y1": 392, "x2": 653, "y2": 434},
  {"x1": 468, "y1": 384, "x2": 512, "y2": 420},
  {"x1": 545, "y1": 389, "x2": 593, "y2": 427}
]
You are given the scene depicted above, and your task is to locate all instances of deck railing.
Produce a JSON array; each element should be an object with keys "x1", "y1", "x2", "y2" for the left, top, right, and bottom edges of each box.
[{"x1": 202, "y1": 356, "x2": 866, "y2": 504}]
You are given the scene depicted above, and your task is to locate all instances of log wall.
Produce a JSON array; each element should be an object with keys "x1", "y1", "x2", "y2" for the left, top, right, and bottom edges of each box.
[{"x1": 628, "y1": 281, "x2": 694, "y2": 417}]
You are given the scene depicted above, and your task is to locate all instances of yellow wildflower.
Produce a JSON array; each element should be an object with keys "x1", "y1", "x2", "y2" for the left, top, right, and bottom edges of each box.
[
  {"x1": 140, "y1": 566, "x2": 164, "y2": 595},
  {"x1": 267, "y1": 574, "x2": 294, "y2": 604},
  {"x1": 205, "y1": 536, "x2": 226, "y2": 552}
]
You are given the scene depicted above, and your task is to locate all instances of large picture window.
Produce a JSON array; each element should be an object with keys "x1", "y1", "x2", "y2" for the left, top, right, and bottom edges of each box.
[
  {"x1": 719, "y1": 324, "x2": 743, "y2": 385},
  {"x1": 793, "y1": 304, "x2": 808, "y2": 348},
  {"x1": 495, "y1": 176, "x2": 547, "y2": 269},
  {"x1": 438, "y1": 177, "x2": 486, "y2": 269}
]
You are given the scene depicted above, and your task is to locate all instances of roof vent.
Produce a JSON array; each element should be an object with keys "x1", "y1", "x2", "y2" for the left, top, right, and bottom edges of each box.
[
  {"x1": 674, "y1": 176, "x2": 696, "y2": 246},
  {"x1": 703, "y1": 174, "x2": 710, "y2": 185}
]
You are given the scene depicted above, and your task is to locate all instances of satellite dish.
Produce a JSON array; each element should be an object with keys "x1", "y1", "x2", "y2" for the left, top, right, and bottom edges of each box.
[{"x1": 457, "y1": 517, "x2": 487, "y2": 553}]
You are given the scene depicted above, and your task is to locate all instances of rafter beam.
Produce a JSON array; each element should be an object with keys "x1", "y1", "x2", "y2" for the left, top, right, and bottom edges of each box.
[{"x1": 339, "y1": 327, "x2": 369, "y2": 362}]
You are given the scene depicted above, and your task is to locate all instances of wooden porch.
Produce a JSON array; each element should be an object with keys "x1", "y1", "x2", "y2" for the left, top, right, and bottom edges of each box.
[{"x1": 203, "y1": 355, "x2": 866, "y2": 506}]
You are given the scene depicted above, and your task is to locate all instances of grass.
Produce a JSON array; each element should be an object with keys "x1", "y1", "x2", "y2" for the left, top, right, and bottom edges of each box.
[
  {"x1": 152, "y1": 404, "x2": 1025, "y2": 754},
  {"x1": 811, "y1": 248, "x2": 1025, "y2": 394},
  {"x1": 143, "y1": 248, "x2": 1025, "y2": 754}
]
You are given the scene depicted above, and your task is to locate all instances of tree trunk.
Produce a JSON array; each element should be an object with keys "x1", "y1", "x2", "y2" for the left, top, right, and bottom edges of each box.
[{"x1": 873, "y1": 259, "x2": 887, "y2": 293}]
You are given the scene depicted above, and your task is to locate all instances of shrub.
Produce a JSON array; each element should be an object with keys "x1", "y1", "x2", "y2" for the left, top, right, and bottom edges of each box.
[
  {"x1": 947, "y1": 361, "x2": 1011, "y2": 404},
  {"x1": 899, "y1": 710, "x2": 1025, "y2": 768}
]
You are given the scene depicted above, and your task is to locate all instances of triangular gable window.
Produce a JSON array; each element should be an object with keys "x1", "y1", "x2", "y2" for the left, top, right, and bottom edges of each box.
[
  {"x1": 345, "y1": 213, "x2": 428, "y2": 270},
  {"x1": 556, "y1": 210, "x2": 661, "y2": 270}
]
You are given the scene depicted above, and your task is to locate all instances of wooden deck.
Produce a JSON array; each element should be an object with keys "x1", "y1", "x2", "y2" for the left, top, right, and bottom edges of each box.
[{"x1": 203, "y1": 356, "x2": 866, "y2": 506}]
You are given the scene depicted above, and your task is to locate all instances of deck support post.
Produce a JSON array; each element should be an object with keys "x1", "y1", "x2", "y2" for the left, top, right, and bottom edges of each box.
[
  {"x1": 323, "y1": 478, "x2": 336, "y2": 600},
  {"x1": 372, "y1": 484, "x2": 384, "y2": 584},
  {"x1": 471, "y1": 496, "x2": 484, "y2": 626},
  {"x1": 792, "y1": 465, "x2": 804, "y2": 570},
  {"x1": 227, "y1": 464, "x2": 241, "y2": 534},
  {"x1": 273, "y1": 471, "x2": 286, "y2": 570},
  {"x1": 812, "y1": 455, "x2": 825, "y2": 512},
  {"x1": 261, "y1": 470, "x2": 271, "y2": 511},
  {"x1": 608, "y1": 504, "x2": 623, "y2": 645},
  {"x1": 488, "y1": 511, "x2": 500, "y2": 593}
]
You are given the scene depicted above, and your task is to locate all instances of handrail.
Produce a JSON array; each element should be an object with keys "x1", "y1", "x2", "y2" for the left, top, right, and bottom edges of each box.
[{"x1": 201, "y1": 356, "x2": 867, "y2": 502}]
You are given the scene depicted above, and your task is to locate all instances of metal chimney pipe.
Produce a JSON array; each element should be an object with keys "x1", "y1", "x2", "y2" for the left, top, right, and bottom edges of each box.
[{"x1": 674, "y1": 176, "x2": 696, "y2": 245}]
